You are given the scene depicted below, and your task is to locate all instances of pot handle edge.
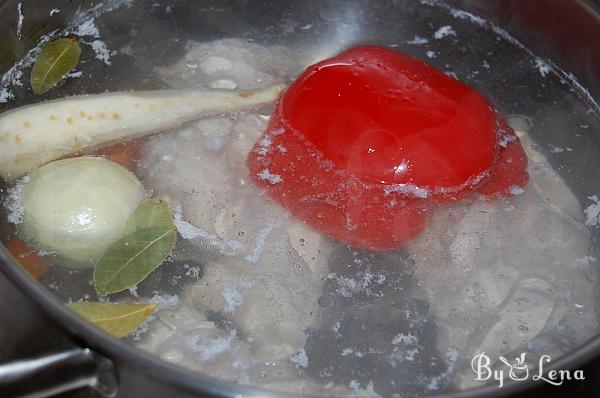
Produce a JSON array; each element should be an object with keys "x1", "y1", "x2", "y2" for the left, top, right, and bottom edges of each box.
[{"x1": 0, "y1": 347, "x2": 118, "y2": 398}]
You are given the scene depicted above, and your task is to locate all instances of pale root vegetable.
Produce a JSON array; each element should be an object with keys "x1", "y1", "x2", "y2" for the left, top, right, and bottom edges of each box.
[
  {"x1": 0, "y1": 84, "x2": 284, "y2": 181},
  {"x1": 20, "y1": 157, "x2": 146, "y2": 267}
]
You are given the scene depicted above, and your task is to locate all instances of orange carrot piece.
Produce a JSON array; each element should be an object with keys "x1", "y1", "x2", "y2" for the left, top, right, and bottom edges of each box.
[{"x1": 6, "y1": 237, "x2": 49, "y2": 279}]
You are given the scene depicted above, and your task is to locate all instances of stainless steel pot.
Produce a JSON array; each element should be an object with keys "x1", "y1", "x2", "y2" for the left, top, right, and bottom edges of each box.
[{"x1": 0, "y1": 1, "x2": 599, "y2": 397}]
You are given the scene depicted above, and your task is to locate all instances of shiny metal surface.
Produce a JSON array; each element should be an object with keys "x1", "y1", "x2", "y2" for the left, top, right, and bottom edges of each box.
[{"x1": 0, "y1": 348, "x2": 117, "y2": 398}]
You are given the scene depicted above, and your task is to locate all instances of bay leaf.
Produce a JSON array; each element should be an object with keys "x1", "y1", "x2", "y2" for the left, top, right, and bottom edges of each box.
[
  {"x1": 68, "y1": 302, "x2": 156, "y2": 338},
  {"x1": 93, "y1": 227, "x2": 177, "y2": 295},
  {"x1": 30, "y1": 37, "x2": 81, "y2": 95},
  {"x1": 124, "y1": 198, "x2": 174, "y2": 235}
]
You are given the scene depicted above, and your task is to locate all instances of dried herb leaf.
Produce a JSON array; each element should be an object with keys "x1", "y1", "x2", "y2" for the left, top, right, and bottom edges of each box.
[
  {"x1": 68, "y1": 302, "x2": 156, "y2": 338},
  {"x1": 30, "y1": 37, "x2": 81, "y2": 95},
  {"x1": 93, "y1": 227, "x2": 177, "y2": 295},
  {"x1": 124, "y1": 198, "x2": 174, "y2": 235},
  {"x1": 93, "y1": 198, "x2": 176, "y2": 295}
]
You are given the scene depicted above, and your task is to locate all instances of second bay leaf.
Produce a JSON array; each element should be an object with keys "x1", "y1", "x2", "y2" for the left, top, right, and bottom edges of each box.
[
  {"x1": 30, "y1": 37, "x2": 81, "y2": 95},
  {"x1": 68, "y1": 302, "x2": 157, "y2": 338}
]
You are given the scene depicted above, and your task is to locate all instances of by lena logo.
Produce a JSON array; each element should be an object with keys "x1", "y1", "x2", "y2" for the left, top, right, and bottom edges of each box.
[{"x1": 471, "y1": 352, "x2": 585, "y2": 388}]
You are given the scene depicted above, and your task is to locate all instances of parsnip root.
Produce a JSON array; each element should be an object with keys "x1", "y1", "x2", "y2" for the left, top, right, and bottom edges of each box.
[{"x1": 0, "y1": 84, "x2": 283, "y2": 180}]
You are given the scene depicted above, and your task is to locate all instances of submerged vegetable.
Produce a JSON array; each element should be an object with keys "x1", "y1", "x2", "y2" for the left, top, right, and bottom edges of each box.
[
  {"x1": 0, "y1": 84, "x2": 284, "y2": 181},
  {"x1": 95, "y1": 139, "x2": 143, "y2": 170},
  {"x1": 94, "y1": 198, "x2": 177, "y2": 295},
  {"x1": 30, "y1": 37, "x2": 81, "y2": 95},
  {"x1": 20, "y1": 157, "x2": 146, "y2": 265},
  {"x1": 248, "y1": 45, "x2": 529, "y2": 250},
  {"x1": 6, "y1": 237, "x2": 49, "y2": 279},
  {"x1": 68, "y1": 302, "x2": 156, "y2": 338}
]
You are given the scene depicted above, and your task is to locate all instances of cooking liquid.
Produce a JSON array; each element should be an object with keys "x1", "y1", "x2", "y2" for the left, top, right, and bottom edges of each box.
[{"x1": 2, "y1": 1, "x2": 600, "y2": 396}]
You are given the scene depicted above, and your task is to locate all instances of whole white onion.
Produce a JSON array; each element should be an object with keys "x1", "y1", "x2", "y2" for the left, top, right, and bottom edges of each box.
[{"x1": 20, "y1": 157, "x2": 146, "y2": 267}]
